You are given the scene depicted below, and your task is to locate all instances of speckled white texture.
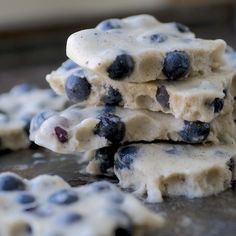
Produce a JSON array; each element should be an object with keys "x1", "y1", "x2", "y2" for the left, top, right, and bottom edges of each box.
[{"x1": 0, "y1": 172, "x2": 164, "y2": 236}]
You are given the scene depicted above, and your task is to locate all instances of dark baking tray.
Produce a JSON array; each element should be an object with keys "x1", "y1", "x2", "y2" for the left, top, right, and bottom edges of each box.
[{"x1": 0, "y1": 148, "x2": 235, "y2": 236}]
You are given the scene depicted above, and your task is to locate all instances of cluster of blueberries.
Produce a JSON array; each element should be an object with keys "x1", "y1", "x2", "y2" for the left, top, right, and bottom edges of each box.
[{"x1": 0, "y1": 173, "x2": 134, "y2": 236}]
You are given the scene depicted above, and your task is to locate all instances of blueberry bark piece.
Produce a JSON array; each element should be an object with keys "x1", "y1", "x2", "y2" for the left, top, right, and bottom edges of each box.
[
  {"x1": 48, "y1": 189, "x2": 78, "y2": 205},
  {"x1": 115, "y1": 146, "x2": 138, "y2": 170},
  {"x1": 156, "y1": 85, "x2": 170, "y2": 109},
  {"x1": 107, "y1": 54, "x2": 135, "y2": 80},
  {"x1": 96, "y1": 19, "x2": 122, "y2": 30},
  {"x1": 103, "y1": 87, "x2": 123, "y2": 106},
  {"x1": 65, "y1": 74, "x2": 91, "y2": 102},
  {"x1": 175, "y1": 22, "x2": 191, "y2": 33},
  {"x1": 95, "y1": 146, "x2": 118, "y2": 173},
  {"x1": 179, "y1": 121, "x2": 210, "y2": 144},
  {"x1": 162, "y1": 51, "x2": 190, "y2": 80},
  {"x1": 0, "y1": 173, "x2": 26, "y2": 191},
  {"x1": 94, "y1": 113, "x2": 125, "y2": 144},
  {"x1": 210, "y1": 98, "x2": 224, "y2": 113}
]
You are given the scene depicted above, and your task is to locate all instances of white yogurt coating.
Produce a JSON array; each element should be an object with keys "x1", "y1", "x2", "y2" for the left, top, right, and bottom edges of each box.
[
  {"x1": 0, "y1": 172, "x2": 164, "y2": 236},
  {"x1": 114, "y1": 143, "x2": 236, "y2": 203},
  {"x1": 0, "y1": 85, "x2": 67, "y2": 150},
  {"x1": 47, "y1": 60, "x2": 234, "y2": 122},
  {"x1": 67, "y1": 14, "x2": 226, "y2": 83}
]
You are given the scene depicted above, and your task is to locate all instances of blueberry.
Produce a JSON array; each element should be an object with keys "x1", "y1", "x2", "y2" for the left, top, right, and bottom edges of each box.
[
  {"x1": 95, "y1": 146, "x2": 117, "y2": 173},
  {"x1": 54, "y1": 126, "x2": 68, "y2": 143},
  {"x1": 24, "y1": 205, "x2": 53, "y2": 217},
  {"x1": 56, "y1": 213, "x2": 82, "y2": 225},
  {"x1": 11, "y1": 84, "x2": 36, "y2": 94},
  {"x1": 179, "y1": 121, "x2": 210, "y2": 143},
  {"x1": 62, "y1": 59, "x2": 78, "y2": 71},
  {"x1": 149, "y1": 33, "x2": 168, "y2": 43},
  {"x1": 115, "y1": 227, "x2": 132, "y2": 236},
  {"x1": 227, "y1": 158, "x2": 234, "y2": 172},
  {"x1": 103, "y1": 87, "x2": 123, "y2": 106},
  {"x1": 94, "y1": 113, "x2": 125, "y2": 144},
  {"x1": 0, "y1": 173, "x2": 26, "y2": 191},
  {"x1": 30, "y1": 111, "x2": 55, "y2": 132},
  {"x1": 102, "y1": 105, "x2": 116, "y2": 114},
  {"x1": 114, "y1": 146, "x2": 138, "y2": 170},
  {"x1": 96, "y1": 19, "x2": 121, "y2": 30},
  {"x1": 65, "y1": 74, "x2": 91, "y2": 102},
  {"x1": 110, "y1": 194, "x2": 124, "y2": 204},
  {"x1": 209, "y1": 98, "x2": 224, "y2": 113},
  {"x1": 165, "y1": 146, "x2": 179, "y2": 155},
  {"x1": 48, "y1": 189, "x2": 78, "y2": 205},
  {"x1": 162, "y1": 51, "x2": 190, "y2": 80},
  {"x1": 156, "y1": 85, "x2": 170, "y2": 109},
  {"x1": 175, "y1": 22, "x2": 190, "y2": 33},
  {"x1": 107, "y1": 54, "x2": 135, "y2": 80},
  {"x1": 109, "y1": 209, "x2": 133, "y2": 236},
  {"x1": 16, "y1": 193, "x2": 36, "y2": 204},
  {"x1": 91, "y1": 181, "x2": 112, "y2": 192}
]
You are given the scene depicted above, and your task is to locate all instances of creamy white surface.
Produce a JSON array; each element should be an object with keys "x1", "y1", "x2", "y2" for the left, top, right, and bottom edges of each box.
[
  {"x1": 67, "y1": 14, "x2": 225, "y2": 82},
  {"x1": 114, "y1": 143, "x2": 235, "y2": 203},
  {"x1": 0, "y1": 172, "x2": 164, "y2": 236}
]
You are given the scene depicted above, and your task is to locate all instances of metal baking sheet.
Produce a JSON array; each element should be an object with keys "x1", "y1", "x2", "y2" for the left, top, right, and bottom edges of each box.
[{"x1": 0, "y1": 148, "x2": 235, "y2": 236}]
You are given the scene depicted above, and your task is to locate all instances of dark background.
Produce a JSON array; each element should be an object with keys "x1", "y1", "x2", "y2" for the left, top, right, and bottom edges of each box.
[{"x1": 0, "y1": 0, "x2": 236, "y2": 92}]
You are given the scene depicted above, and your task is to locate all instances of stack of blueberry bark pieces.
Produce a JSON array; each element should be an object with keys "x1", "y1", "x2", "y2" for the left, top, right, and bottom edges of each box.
[{"x1": 30, "y1": 15, "x2": 236, "y2": 203}]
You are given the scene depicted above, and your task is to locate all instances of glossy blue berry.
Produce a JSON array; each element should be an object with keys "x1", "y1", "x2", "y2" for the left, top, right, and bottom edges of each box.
[
  {"x1": 162, "y1": 51, "x2": 190, "y2": 80},
  {"x1": 179, "y1": 121, "x2": 210, "y2": 143},
  {"x1": 210, "y1": 98, "x2": 224, "y2": 113},
  {"x1": 96, "y1": 19, "x2": 121, "y2": 30},
  {"x1": 150, "y1": 33, "x2": 168, "y2": 43},
  {"x1": 48, "y1": 189, "x2": 78, "y2": 205},
  {"x1": 30, "y1": 111, "x2": 55, "y2": 132},
  {"x1": 95, "y1": 146, "x2": 117, "y2": 174},
  {"x1": 16, "y1": 193, "x2": 36, "y2": 204},
  {"x1": 94, "y1": 113, "x2": 125, "y2": 144},
  {"x1": 0, "y1": 174, "x2": 26, "y2": 191},
  {"x1": 114, "y1": 146, "x2": 138, "y2": 170},
  {"x1": 103, "y1": 87, "x2": 123, "y2": 106},
  {"x1": 65, "y1": 74, "x2": 91, "y2": 102},
  {"x1": 107, "y1": 54, "x2": 135, "y2": 80},
  {"x1": 175, "y1": 22, "x2": 190, "y2": 33}
]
